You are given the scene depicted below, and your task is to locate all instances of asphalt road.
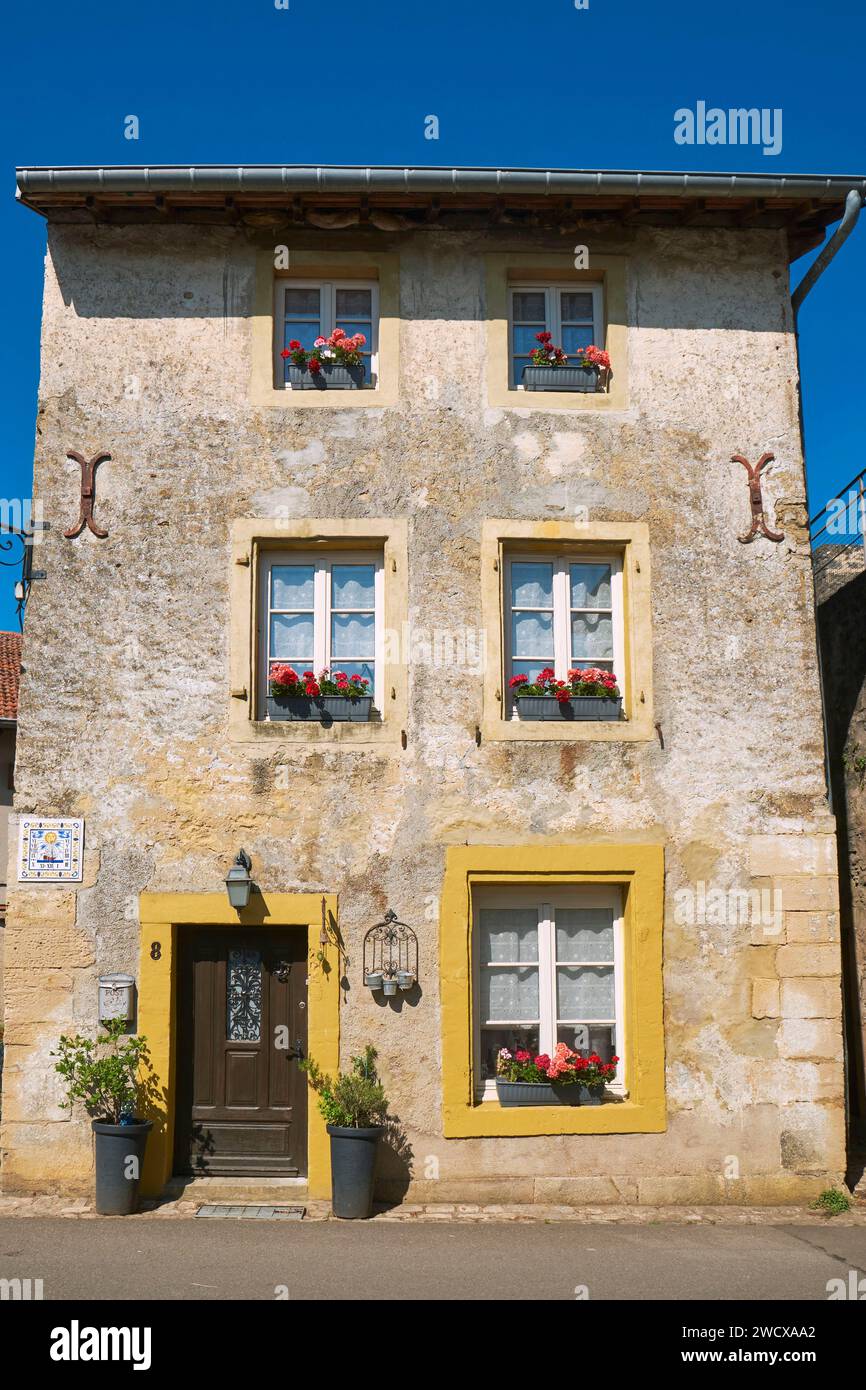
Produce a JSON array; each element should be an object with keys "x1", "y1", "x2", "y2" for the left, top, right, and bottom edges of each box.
[{"x1": 1, "y1": 1218, "x2": 866, "y2": 1300}]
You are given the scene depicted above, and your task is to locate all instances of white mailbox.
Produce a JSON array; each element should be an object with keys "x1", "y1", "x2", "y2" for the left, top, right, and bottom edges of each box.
[{"x1": 98, "y1": 974, "x2": 135, "y2": 1024}]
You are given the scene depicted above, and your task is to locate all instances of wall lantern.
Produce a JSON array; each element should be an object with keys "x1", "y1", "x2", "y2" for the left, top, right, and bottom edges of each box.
[
  {"x1": 225, "y1": 849, "x2": 253, "y2": 911},
  {"x1": 98, "y1": 974, "x2": 135, "y2": 1025},
  {"x1": 363, "y1": 909, "x2": 419, "y2": 997}
]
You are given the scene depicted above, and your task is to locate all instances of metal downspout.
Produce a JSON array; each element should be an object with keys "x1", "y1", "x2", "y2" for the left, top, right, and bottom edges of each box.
[{"x1": 792, "y1": 188, "x2": 862, "y2": 322}]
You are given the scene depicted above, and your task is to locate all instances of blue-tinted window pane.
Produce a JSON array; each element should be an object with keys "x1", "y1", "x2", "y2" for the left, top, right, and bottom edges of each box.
[
  {"x1": 335, "y1": 288, "x2": 372, "y2": 318},
  {"x1": 511, "y1": 658, "x2": 555, "y2": 683},
  {"x1": 283, "y1": 320, "x2": 321, "y2": 350},
  {"x1": 571, "y1": 613, "x2": 614, "y2": 661},
  {"x1": 511, "y1": 562, "x2": 553, "y2": 609},
  {"x1": 513, "y1": 324, "x2": 544, "y2": 355},
  {"x1": 562, "y1": 325, "x2": 594, "y2": 355},
  {"x1": 512, "y1": 291, "x2": 546, "y2": 322},
  {"x1": 513, "y1": 358, "x2": 531, "y2": 387},
  {"x1": 331, "y1": 612, "x2": 375, "y2": 659},
  {"x1": 512, "y1": 610, "x2": 553, "y2": 659},
  {"x1": 560, "y1": 291, "x2": 594, "y2": 322},
  {"x1": 284, "y1": 287, "x2": 320, "y2": 316},
  {"x1": 271, "y1": 566, "x2": 315, "y2": 610},
  {"x1": 333, "y1": 660, "x2": 374, "y2": 686},
  {"x1": 332, "y1": 564, "x2": 375, "y2": 609},
  {"x1": 270, "y1": 613, "x2": 314, "y2": 660},
  {"x1": 570, "y1": 563, "x2": 612, "y2": 609}
]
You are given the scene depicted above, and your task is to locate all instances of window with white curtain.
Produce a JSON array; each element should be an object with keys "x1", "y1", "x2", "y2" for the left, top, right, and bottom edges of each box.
[
  {"x1": 509, "y1": 284, "x2": 604, "y2": 388},
  {"x1": 505, "y1": 552, "x2": 624, "y2": 704},
  {"x1": 274, "y1": 279, "x2": 378, "y2": 386},
  {"x1": 473, "y1": 885, "x2": 624, "y2": 1099},
  {"x1": 257, "y1": 551, "x2": 384, "y2": 716}
]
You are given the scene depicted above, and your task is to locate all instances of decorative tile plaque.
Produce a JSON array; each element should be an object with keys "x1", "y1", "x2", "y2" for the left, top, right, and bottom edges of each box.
[{"x1": 18, "y1": 817, "x2": 84, "y2": 882}]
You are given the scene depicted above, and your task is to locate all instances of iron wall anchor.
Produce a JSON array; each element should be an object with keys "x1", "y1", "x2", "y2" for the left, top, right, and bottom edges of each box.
[
  {"x1": 733, "y1": 452, "x2": 784, "y2": 544},
  {"x1": 64, "y1": 449, "x2": 111, "y2": 539}
]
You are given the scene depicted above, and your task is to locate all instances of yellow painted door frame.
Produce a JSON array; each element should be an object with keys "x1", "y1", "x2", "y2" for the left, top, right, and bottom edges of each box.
[{"x1": 137, "y1": 891, "x2": 340, "y2": 1199}]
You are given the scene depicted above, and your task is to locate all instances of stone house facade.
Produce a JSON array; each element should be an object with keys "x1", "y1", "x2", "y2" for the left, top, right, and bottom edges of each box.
[{"x1": 1, "y1": 164, "x2": 858, "y2": 1207}]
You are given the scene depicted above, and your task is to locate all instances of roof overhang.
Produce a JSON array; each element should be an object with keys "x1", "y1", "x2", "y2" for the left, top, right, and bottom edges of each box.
[{"x1": 15, "y1": 165, "x2": 866, "y2": 260}]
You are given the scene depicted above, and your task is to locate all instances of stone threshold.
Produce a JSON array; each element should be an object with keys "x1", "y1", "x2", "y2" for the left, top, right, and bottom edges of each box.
[{"x1": 1, "y1": 1194, "x2": 865, "y2": 1224}]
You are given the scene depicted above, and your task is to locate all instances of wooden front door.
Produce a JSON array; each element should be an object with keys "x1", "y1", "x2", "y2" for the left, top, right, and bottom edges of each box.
[{"x1": 175, "y1": 930, "x2": 308, "y2": 1177}]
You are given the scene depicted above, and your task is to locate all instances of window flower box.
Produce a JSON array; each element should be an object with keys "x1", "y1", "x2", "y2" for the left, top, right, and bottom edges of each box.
[
  {"x1": 495, "y1": 1079, "x2": 582, "y2": 1107},
  {"x1": 285, "y1": 362, "x2": 366, "y2": 391},
  {"x1": 496, "y1": 1044, "x2": 617, "y2": 1106},
  {"x1": 522, "y1": 365, "x2": 601, "y2": 393},
  {"x1": 267, "y1": 694, "x2": 373, "y2": 723},
  {"x1": 520, "y1": 335, "x2": 610, "y2": 393},
  {"x1": 267, "y1": 666, "x2": 373, "y2": 723},
  {"x1": 511, "y1": 667, "x2": 622, "y2": 722},
  {"x1": 281, "y1": 329, "x2": 367, "y2": 390}
]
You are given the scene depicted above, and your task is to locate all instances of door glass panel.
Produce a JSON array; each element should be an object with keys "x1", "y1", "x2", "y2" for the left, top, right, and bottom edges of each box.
[{"x1": 227, "y1": 949, "x2": 263, "y2": 1042}]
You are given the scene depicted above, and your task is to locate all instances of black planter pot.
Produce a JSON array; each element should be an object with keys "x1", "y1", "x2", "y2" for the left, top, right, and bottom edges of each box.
[
  {"x1": 327, "y1": 1124, "x2": 385, "y2": 1219},
  {"x1": 92, "y1": 1119, "x2": 152, "y2": 1215},
  {"x1": 267, "y1": 694, "x2": 373, "y2": 724},
  {"x1": 286, "y1": 362, "x2": 366, "y2": 390},
  {"x1": 521, "y1": 365, "x2": 601, "y2": 393}
]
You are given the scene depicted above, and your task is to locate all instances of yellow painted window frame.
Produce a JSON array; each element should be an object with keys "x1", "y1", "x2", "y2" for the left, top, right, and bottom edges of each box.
[
  {"x1": 485, "y1": 253, "x2": 628, "y2": 412},
  {"x1": 137, "y1": 892, "x2": 340, "y2": 1200},
  {"x1": 250, "y1": 249, "x2": 400, "y2": 410},
  {"x1": 440, "y1": 844, "x2": 666, "y2": 1137},
  {"x1": 229, "y1": 517, "x2": 409, "y2": 748},
  {"x1": 480, "y1": 519, "x2": 654, "y2": 742}
]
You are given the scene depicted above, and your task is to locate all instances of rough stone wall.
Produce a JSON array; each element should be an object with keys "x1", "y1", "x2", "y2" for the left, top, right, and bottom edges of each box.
[
  {"x1": 0, "y1": 220, "x2": 845, "y2": 1203},
  {"x1": 816, "y1": 555, "x2": 866, "y2": 1146}
]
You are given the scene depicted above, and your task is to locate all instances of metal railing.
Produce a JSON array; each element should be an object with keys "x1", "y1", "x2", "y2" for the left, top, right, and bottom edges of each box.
[{"x1": 810, "y1": 468, "x2": 866, "y2": 582}]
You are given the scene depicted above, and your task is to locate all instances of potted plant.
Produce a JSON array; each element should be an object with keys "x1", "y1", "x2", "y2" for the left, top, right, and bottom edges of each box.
[
  {"x1": 267, "y1": 666, "x2": 374, "y2": 723},
  {"x1": 301, "y1": 1045, "x2": 388, "y2": 1218},
  {"x1": 53, "y1": 1020, "x2": 154, "y2": 1215},
  {"x1": 510, "y1": 667, "x2": 622, "y2": 722},
  {"x1": 281, "y1": 328, "x2": 367, "y2": 390},
  {"x1": 496, "y1": 1043, "x2": 618, "y2": 1106},
  {"x1": 521, "y1": 333, "x2": 610, "y2": 392}
]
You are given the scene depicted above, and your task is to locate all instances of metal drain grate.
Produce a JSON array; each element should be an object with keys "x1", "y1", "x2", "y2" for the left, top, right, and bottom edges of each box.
[{"x1": 195, "y1": 1204, "x2": 305, "y2": 1220}]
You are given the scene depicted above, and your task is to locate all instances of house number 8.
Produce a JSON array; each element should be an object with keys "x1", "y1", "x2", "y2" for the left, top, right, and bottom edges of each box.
[{"x1": 150, "y1": 942, "x2": 162, "y2": 961}]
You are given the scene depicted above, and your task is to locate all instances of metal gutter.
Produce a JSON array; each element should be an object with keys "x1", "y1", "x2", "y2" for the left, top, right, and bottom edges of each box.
[
  {"x1": 14, "y1": 164, "x2": 866, "y2": 204},
  {"x1": 792, "y1": 188, "x2": 863, "y2": 320}
]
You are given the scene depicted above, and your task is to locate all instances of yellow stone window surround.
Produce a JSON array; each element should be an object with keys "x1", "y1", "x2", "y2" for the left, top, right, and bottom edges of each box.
[
  {"x1": 229, "y1": 517, "x2": 409, "y2": 748},
  {"x1": 440, "y1": 844, "x2": 666, "y2": 1138},
  {"x1": 251, "y1": 249, "x2": 400, "y2": 410},
  {"x1": 480, "y1": 519, "x2": 654, "y2": 742},
  {"x1": 485, "y1": 253, "x2": 628, "y2": 412},
  {"x1": 137, "y1": 892, "x2": 340, "y2": 1199}
]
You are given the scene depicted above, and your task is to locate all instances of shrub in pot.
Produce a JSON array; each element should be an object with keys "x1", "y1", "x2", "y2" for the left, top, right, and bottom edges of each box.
[
  {"x1": 280, "y1": 328, "x2": 368, "y2": 390},
  {"x1": 53, "y1": 1020, "x2": 156, "y2": 1215},
  {"x1": 267, "y1": 665, "x2": 374, "y2": 723},
  {"x1": 301, "y1": 1044, "x2": 388, "y2": 1219},
  {"x1": 521, "y1": 334, "x2": 611, "y2": 392}
]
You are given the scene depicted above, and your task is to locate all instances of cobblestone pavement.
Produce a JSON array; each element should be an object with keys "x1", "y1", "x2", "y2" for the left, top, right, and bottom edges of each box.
[{"x1": 1, "y1": 1193, "x2": 865, "y2": 1223}]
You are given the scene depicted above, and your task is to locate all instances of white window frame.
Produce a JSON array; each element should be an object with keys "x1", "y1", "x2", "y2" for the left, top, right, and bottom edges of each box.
[
  {"x1": 504, "y1": 551, "x2": 624, "y2": 717},
  {"x1": 274, "y1": 278, "x2": 380, "y2": 388},
  {"x1": 508, "y1": 283, "x2": 604, "y2": 389},
  {"x1": 472, "y1": 884, "x2": 626, "y2": 1102},
  {"x1": 257, "y1": 549, "x2": 385, "y2": 717}
]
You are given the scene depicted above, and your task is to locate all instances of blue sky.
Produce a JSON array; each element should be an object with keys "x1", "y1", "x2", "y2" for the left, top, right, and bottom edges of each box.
[{"x1": 1, "y1": 0, "x2": 863, "y2": 629}]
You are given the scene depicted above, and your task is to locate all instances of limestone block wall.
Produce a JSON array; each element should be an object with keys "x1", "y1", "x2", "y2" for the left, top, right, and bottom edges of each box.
[{"x1": 0, "y1": 217, "x2": 846, "y2": 1203}]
